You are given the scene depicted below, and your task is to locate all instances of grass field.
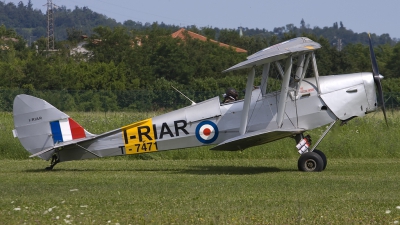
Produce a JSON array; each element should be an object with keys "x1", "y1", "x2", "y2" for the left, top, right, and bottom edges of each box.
[
  {"x1": 1, "y1": 159, "x2": 400, "y2": 224},
  {"x1": 1, "y1": 111, "x2": 400, "y2": 224}
]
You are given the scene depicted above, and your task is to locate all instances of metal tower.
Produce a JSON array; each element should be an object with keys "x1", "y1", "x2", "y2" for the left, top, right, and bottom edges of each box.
[
  {"x1": 336, "y1": 38, "x2": 343, "y2": 51},
  {"x1": 44, "y1": 0, "x2": 57, "y2": 51}
]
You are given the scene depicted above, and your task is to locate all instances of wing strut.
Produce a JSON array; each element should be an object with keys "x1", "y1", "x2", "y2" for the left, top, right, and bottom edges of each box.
[
  {"x1": 276, "y1": 56, "x2": 293, "y2": 128},
  {"x1": 275, "y1": 62, "x2": 284, "y2": 79},
  {"x1": 296, "y1": 53, "x2": 311, "y2": 96},
  {"x1": 311, "y1": 52, "x2": 321, "y2": 95},
  {"x1": 294, "y1": 54, "x2": 305, "y2": 81},
  {"x1": 239, "y1": 67, "x2": 255, "y2": 135},
  {"x1": 260, "y1": 63, "x2": 270, "y2": 96}
]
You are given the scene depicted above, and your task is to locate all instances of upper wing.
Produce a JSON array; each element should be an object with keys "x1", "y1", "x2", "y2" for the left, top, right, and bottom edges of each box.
[
  {"x1": 223, "y1": 37, "x2": 320, "y2": 72},
  {"x1": 211, "y1": 128, "x2": 304, "y2": 151}
]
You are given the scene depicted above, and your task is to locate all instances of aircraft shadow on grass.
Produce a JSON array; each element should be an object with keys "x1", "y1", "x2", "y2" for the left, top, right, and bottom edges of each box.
[
  {"x1": 179, "y1": 166, "x2": 294, "y2": 175},
  {"x1": 24, "y1": 165, "x2": 296, "y2": 175}
]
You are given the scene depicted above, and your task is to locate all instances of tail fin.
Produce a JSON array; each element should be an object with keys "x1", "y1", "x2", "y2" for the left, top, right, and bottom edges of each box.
[{"x1": 12, "y1": 94, "x2": 93, "y2": 160}]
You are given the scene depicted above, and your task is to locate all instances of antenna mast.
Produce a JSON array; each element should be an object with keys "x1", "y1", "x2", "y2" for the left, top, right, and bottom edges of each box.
[{"x1": 44, "y1": 0, "x2": 58, "y2": 51}]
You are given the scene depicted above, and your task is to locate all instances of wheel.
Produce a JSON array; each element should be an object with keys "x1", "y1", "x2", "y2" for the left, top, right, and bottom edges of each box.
[
  {"x1": 298, "y1": 152, "x2": 324, "y2": 172},
  {"x1": 312, "y1": 149, "x2": 327, "y2": 170}
]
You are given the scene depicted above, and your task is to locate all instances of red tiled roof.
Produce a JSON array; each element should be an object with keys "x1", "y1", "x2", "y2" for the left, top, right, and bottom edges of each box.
[
  {"x1": 1, "y1": 37, "x2": 19, "y2": 42},
  {"x1": 171, "y1": 28, "x2": 247, "y2": 53}
]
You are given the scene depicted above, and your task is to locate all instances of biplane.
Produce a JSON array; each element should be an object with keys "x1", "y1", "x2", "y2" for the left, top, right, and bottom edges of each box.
[{"x1": 12, "y1": 35, "x2": 386, "y2": 172}]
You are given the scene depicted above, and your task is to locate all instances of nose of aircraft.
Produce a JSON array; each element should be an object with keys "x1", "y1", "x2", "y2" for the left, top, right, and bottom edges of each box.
[{"x1": 368, "y1": 34, "x2": 387, "y2": 126}]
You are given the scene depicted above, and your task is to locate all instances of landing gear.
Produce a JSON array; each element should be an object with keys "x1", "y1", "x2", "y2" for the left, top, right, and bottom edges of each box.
[
  {"x1": 295, "y1": 120, "x2": 337, "y2": 172},
  {"x1": 298, "y1": 151, "x2": 324, "y2": 172},
  {"x1": 45, "y1": 154, "x2": 60, "y2": 170}
]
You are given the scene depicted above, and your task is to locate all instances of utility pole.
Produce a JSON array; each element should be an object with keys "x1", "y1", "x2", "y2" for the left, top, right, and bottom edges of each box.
[
  {"x1": 337, "y1": 38, "x2": 342, "y2": 51},
  {"x1": 43, "y1": 0, "x2": 58, "y2": 51},
  {"x1": 29, "y1": 36, "x2": 36, "y2": 47},
  {"x1": 333, "y1": 36, "x2": 343, "y2": 52}
]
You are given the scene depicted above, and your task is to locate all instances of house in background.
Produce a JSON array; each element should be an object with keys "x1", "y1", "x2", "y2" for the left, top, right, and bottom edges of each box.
[
  {"x1": 69, "y1": 28, "x2": 247, "y2": 59},
  {"x1": 1, "y1": 36, "x2": 19, "y2": 50},
  {"x1": 171, "y1": 28, "x2": 247, "y2": 53}
]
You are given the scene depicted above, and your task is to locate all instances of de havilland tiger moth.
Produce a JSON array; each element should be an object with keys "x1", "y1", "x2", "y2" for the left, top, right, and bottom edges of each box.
[{"x1": 11, "y1": 35, "x2": 387, "y2": 172}]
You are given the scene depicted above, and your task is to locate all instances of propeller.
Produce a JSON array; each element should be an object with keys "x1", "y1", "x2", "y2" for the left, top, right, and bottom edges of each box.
[{"x1": 368, "y1": 33, "x2": 388, "y2": 126}]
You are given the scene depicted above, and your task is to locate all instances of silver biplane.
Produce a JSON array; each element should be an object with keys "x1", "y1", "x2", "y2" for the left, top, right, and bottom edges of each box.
[{"x1": 12, "y1": 35, "x2": 386, "y2": 172}]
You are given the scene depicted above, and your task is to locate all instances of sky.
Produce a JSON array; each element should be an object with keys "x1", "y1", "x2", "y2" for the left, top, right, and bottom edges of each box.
[{"x1": 6, "y1": 0, "x2": 400, "y2": 39}]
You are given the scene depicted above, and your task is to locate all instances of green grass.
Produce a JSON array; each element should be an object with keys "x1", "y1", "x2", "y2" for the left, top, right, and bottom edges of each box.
[
  {"x1": 1, "y1": 159, "x2": 400, "y2": 224},
  {"x1": 1, "y1": 110, "x2": 400, "y2": 224}
]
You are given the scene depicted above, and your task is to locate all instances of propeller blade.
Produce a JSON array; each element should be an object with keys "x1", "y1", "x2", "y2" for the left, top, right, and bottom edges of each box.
[
  {"x1": 368, "y1": 33, "x2": 379, "y2": 77},
  {"x1": 375, "y1": 78, "x2": 388, "y2": 126},
  {"x1": 368, "y1": 33, "x2": 388, "y2": 126}
]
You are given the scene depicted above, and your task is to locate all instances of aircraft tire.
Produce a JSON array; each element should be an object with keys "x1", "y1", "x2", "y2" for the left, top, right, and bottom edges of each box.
[
  {"x1": 298, "y1": 152, "x2": 324, "y2": 172},
  {"x1": 312, "y1": 149, "x2": 327, "y2": 170}
]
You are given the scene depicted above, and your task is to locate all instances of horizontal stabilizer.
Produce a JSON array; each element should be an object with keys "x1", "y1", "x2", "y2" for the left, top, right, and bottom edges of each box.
[
  {"x1": 28, "y1": 136, "x2": 93, "y2": 158},
  {"x1": 211, "y1": 128, "x2": 304, "y2": 151},
  {"x1": 28, "y1": 127, "x2": 122, "y2": 158},
  {"x1": 29, "y1": 144, "x2": 66, "y2": 158},
  {"x1": 223, "y1": 37, "x2": 320, "y2": 72}
]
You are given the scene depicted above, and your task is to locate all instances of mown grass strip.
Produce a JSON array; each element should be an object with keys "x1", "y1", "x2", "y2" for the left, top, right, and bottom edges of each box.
[{"x1": 1, "y1": 159, "x2": 400, "y2": 224}]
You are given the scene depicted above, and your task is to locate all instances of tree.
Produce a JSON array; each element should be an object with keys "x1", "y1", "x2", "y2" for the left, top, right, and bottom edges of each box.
[
  {"x1": 27, "y1": 0, "x2": 33, "y2": 11},
  {"x1": 386, "y1": 42, "x2": 400, "y2": 78},
  {"x1": 66, "y1": 27, "x2": 83, "y2": 43},
  {"x1": 87, "y1": 26, "x2": 132, "y2": 64},
  {"x1": 202, "y1": 27, "x2": 216, "y2": 40},
  {"x1": 300, "y1": 19, "x2": 305, "y2": 29}
]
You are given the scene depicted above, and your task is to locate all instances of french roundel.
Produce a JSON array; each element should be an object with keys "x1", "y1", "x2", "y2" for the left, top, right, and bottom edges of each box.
[{"x1": 195, "y1": 121, "x2": 219, "y2": 144}]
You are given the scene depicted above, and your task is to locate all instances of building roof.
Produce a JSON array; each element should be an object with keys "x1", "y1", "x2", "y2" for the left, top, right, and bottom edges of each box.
[
  {"x1": 171, "y1": 28, "x2": 247, "y2": 53},
  {"x1": 1, "y1": 37, "x2": 19, "y2": 42}
]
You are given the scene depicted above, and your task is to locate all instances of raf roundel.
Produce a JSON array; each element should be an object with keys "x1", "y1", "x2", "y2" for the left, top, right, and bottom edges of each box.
[{"x1": 195, "y1": 121, "x2": 219, "y2": 144}]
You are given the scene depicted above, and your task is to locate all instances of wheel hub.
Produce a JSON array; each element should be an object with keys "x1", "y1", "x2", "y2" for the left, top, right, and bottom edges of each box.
[{"x1": 305, "y1": 159, "x2": 317, "y2": 170}]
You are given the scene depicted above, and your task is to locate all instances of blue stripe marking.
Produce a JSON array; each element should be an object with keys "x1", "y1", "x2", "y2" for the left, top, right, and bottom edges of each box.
[{"x1": 50, "y1": 121, "x2": 63, "y2": 144}]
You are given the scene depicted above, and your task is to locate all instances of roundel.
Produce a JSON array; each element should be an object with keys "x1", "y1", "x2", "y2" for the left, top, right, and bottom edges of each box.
[{"x1": 195, "y1": 121, "x2": 219, "y2": 144}]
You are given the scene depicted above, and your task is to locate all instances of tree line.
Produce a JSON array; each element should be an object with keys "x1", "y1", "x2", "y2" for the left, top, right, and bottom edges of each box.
[
  {"x1": 1, "y1": 22, "x2": 400, "y2": 112},
  {"x1": 1, "y1": 1, "x2": 398, "y2": 46}
]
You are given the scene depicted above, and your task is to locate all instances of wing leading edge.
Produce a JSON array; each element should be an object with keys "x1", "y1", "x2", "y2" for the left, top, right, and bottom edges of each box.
[{"x1": 223, "y1": 37, "x2": 321, "y2": 72}]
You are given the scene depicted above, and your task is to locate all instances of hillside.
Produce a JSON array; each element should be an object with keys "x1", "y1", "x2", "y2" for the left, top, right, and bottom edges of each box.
[
  {"x1": 0, "y1": 1, "x2": 120, "y2": 41},
  {"x1": 0, "y1": 1, "x2": 397, "y2": 46}
]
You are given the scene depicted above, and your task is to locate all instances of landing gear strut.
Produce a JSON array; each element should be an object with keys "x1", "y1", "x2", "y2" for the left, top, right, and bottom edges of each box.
[{"x1": 45, "y1": 154, "x2": 60, "y2": 170}]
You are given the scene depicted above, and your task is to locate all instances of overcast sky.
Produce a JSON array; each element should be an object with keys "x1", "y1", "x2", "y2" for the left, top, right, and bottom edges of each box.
[{"x1": 6, "y1": 0, "x2": 400, "y2": 39}]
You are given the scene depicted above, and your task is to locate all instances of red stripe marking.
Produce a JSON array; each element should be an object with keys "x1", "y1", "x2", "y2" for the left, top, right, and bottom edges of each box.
[{"x1": 68, "y1": 118, "x2": 86, "y2": 139}]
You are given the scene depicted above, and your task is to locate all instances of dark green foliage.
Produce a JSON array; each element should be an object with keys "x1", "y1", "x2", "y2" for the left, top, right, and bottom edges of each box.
[{"x1": 1, "y1": 21, "x2": 400, "y2": 112}]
